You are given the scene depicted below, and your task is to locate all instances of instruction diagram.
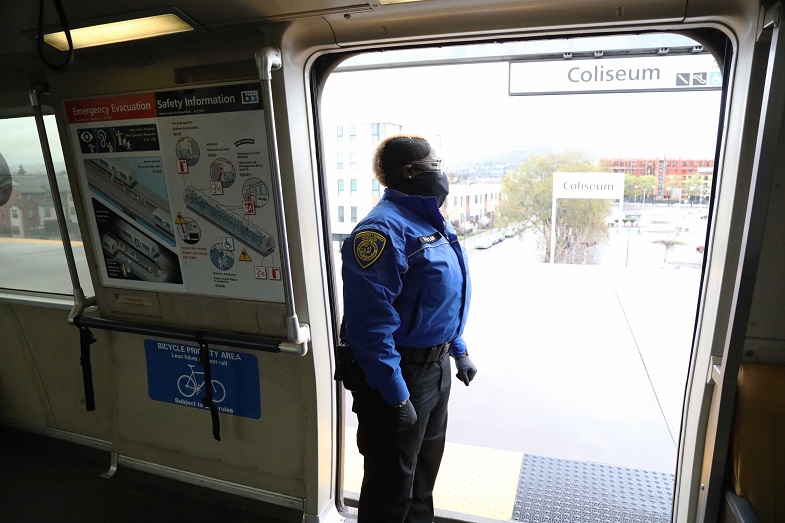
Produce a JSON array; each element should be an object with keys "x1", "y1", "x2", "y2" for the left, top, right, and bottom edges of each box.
[{"x1": 65, "y1": 82, "x2": 285, "y2": 302}]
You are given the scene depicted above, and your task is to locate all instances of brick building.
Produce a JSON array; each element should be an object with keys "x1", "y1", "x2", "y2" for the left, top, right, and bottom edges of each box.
[
  {"x1": 0, "y1": 173, "x2": 79, "y2": 239},
  {"x1": 601, "y1": 156, "x2": 714, "y2": 202}
]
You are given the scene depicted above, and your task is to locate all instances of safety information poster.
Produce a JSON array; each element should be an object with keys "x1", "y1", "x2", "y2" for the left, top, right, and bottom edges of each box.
[{"x1": 64, "y1": 82, "x2": 285, "y2": 302}]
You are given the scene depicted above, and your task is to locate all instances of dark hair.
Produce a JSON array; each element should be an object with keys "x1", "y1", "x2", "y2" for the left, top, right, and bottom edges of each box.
[{"x1": 372, "y1": 134, "x2": 431, "y2": 186}]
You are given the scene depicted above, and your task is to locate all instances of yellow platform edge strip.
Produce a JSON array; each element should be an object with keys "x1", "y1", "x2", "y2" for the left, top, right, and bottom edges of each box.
[{"x1": 344, "y1": 426, "x2": 522, "y2": 520}]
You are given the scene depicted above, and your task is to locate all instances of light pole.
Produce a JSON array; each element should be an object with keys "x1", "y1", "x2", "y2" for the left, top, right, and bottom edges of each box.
[{"x1": 636, "y1": 185, "x2": 654, "y2": 206}]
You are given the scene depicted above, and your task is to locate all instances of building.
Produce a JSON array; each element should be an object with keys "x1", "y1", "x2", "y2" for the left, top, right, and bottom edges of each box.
[
  {"x1": 323, "y1": 122, "x2": 502, "y2": 241},
  {"x1": 0, "y1": 173, "x2": 79, "y2": 239},
  {"x1": 601, "y1": 156, "x2": 714, "y2": 202},
  {"x1": 443, "y1": 182, "x2": 502, "y2": 234},
  {"x1": 323, "y1": 122, "x2": 403, "y2": 241}
]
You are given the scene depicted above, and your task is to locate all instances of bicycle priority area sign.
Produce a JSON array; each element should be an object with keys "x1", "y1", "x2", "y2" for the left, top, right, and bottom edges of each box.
[{"x1": 144, "y1": 338, "x2": 261, "y2": 419}]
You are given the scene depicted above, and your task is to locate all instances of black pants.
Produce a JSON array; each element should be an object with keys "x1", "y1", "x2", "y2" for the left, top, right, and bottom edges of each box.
[{"x1": 352, "y1": 352, "x2": 451, "y2": 523}]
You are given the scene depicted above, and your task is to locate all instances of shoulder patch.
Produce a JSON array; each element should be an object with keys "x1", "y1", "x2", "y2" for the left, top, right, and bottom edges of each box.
[{"x1": 353, "y1": 230, "x2": 387, "y2": 269}]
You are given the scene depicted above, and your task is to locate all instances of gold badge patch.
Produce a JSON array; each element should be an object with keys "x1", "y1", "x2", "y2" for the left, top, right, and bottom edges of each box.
[{"x1": 354, "y1": 230, "x2": 387, "y2": 269}]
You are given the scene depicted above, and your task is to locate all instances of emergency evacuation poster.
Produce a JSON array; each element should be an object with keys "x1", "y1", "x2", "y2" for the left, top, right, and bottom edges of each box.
[{"x1": 64, "y1": 82, "x2": 285, "y2": 302}]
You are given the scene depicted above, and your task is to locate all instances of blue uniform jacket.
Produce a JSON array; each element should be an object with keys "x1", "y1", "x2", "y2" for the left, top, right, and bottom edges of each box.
[{"x1": 341, "y1": 188, "x2": 471, "y2": 405}]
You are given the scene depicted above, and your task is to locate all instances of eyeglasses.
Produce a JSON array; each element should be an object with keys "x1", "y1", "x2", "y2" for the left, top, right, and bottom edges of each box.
[{"x1": 409, "y1": 159, "x2": 443, "y2": 170}]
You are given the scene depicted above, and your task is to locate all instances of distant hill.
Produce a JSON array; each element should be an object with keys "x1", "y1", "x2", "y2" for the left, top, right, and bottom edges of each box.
[{"x1": 454, "y1": 145, "x2": 577, "y2": 168}]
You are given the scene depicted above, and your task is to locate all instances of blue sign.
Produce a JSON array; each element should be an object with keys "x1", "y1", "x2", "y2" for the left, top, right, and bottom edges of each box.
[{"x1": 144, "y1": 339, "x2": 261, "y2": 419}]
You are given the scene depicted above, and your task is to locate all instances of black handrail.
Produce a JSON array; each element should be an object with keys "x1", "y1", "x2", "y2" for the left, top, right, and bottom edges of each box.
[
  {"x1": 71, "y1": 315, "x2": 286, "y2": 353},
  {"x1": 71, "y1": 314, "x2": 300, "y2": 440}
]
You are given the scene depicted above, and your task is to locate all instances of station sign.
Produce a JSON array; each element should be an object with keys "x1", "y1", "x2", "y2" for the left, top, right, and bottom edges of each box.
[
  {"x1": 509, "y1": 53, "x2": 722, "y2": 96},
  {"x1": 553, "y1": 172, "x2": 625, "y2": 200}
]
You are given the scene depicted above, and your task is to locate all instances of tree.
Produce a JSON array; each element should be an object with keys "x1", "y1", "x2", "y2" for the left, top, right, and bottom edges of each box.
[
  {"x1": 628, "y1": 174, "x2": 657, "y2": 204},
  {"x1": 499, "y1": 151, "x2": 610, "y2": 264},
  {"x1": 683, "y1": 174, "x2": 711, "y2": 205},
  {"x1": 624, "y1": 174, "x2": 639, "y2": 201},
  {"x1": 653, "y1": 236, "x2": 686, "y2": 263}
]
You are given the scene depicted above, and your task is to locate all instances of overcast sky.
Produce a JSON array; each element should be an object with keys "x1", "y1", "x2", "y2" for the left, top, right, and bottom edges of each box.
[
  {"x1": 321, "y1": 60, "x2": 722, "y2": 166},
  {"x1": 0, "y1": 115, "x2": 64, "y2": 172},
  {"x1": 1, "y1": 35, "x2": 722, "y2": 172}
]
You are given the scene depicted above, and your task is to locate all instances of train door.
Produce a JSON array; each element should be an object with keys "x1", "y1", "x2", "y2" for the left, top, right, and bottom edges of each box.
[{"x1": 315, "y1": 30, "x2": 728, "y2": 521}]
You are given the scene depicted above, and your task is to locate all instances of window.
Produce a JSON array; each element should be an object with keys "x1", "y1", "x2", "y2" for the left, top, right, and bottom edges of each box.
[
  {"x1": 372, "y1": 179, "x2": 380, "y2": 197},
  {"x1": 337, "y1": 179, "x2": 344, "y2": 196},
  {"x1": 0, "y1": 114, "x2": 93, "y2": 295},
  {"x1": 350, "y1": 179, "x2": 357, "y2": 196},
  {"x1": 337, "y1": 152, "x2": 344, "y2": 169},
  {"x1": 321, "y1": 34, "x2": 722, "y2": 521},
  {"x1": 337, "y1": 125, "x2": 343, "y2": 141},
  {"x1": 372, "y1": 123, "x2": 381, "y2": 141},
  {"x1": 350, "y1": 152, "x2": 357, "y2": 169},
  {"x1": 350, "y1": 206, "x2": 357, "y2": 223},
  {"x1": 338, "y1": 206, "x2": 344, "y2": 222},
  {"x1": 349, "y1": 124, "x2": 356, "y2": 142}
]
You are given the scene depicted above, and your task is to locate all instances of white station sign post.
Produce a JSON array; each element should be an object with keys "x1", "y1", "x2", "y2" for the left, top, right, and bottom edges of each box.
[{"x1": 550, "y1": 172, "x2": 625, "y2": 264}]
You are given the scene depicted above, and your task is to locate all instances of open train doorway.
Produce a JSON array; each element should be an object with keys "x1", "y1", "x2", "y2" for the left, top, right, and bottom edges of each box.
[{"x1": 320, "y1": 32, "x2": 723, "y2": 521}]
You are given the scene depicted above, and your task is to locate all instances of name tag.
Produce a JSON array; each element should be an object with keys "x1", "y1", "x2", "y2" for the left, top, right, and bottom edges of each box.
[{"x1": 418, "y1": 232, "x2": 442, "y2": 244}]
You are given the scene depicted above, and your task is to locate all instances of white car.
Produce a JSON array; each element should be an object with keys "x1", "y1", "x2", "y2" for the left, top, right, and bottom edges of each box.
[{"x1": 475, "y1": 236, "x2": 495, "y2": 249}]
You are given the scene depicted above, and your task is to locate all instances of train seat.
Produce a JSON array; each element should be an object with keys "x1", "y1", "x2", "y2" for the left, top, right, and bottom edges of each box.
[{"x1": 725, "y1": 363, "x2": 785, "y2": 523}]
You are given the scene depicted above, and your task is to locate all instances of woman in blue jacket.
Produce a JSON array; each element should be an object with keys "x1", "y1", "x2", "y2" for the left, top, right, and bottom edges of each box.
[{"x1": 341, "y1": 134, "x2": 476, "y2": 522}]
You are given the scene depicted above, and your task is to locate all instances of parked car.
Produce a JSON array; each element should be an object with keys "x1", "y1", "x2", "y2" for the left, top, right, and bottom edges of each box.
[
  {"x1": 696, "y1": 245, "x2": 705, "y2": 253},
  {"x1": 475, "y1": 237, "x2": 494, "y2": 249}
]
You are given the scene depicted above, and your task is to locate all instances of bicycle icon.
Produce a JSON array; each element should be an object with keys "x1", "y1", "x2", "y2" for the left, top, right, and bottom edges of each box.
[{"x1": 177, "y1": 364, "x2": 226, "y2": 403}]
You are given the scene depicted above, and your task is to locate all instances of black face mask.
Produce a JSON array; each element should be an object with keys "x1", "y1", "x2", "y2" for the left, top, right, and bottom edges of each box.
[{"x1": 390, "y1": 170, "x2": 449, "y2": 207}]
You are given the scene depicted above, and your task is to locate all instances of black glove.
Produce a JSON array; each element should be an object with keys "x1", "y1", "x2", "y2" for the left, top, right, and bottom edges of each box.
[
  {"x1": 391, "y1": 398, "x2": 417, "y2": 432},
  {"x1": 455, "y1": 355, "x2": 477, "y2": 386}
]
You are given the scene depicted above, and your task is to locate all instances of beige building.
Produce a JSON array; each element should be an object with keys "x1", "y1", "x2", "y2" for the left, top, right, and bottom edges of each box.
[{"x1": 443, "y1": 182, "x2": 502, "y2": 234}]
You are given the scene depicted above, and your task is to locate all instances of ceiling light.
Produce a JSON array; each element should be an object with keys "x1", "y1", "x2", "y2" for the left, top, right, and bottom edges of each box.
[
  {"x1": 43, "y1": 13, "x2": 196, "y2": 51},
  {"x1": 378, "y1": 0, "x2": 428, "y2": 5}
]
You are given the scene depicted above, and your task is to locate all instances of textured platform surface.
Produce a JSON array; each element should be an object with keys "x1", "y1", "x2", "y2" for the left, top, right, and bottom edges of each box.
[{"x1": 512, "y1": 454, "x2": 675, "y2": 522}]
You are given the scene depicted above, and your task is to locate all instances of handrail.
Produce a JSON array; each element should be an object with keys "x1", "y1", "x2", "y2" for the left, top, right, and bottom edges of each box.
[
  {"x1": 71, "y1": 313, "x2": 307, "y2": 439},
  {"x1": 71, "y1": 315, "x2": 309, "y2": 356},
  {"x1": 255, "y1": 46, "x2": 310, "y2": 347},
  {"x1": 29, "y1": 85, "x2": 96, "y2": 320}
]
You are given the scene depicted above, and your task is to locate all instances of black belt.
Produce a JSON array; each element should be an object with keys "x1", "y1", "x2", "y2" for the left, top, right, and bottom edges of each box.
[{"x1": 397, "y1": 342, "x2": 451, "y2": 363}]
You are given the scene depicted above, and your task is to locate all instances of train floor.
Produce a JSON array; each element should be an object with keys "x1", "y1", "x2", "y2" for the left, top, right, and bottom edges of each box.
[{"x1": 0, "y1": 426, "x2": 301, "y2": 523}]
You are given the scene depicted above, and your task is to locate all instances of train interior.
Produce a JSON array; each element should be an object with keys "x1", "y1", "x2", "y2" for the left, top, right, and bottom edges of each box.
[{"x1": 1, "y1": 0, "x2": 785, "y2": 522}]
